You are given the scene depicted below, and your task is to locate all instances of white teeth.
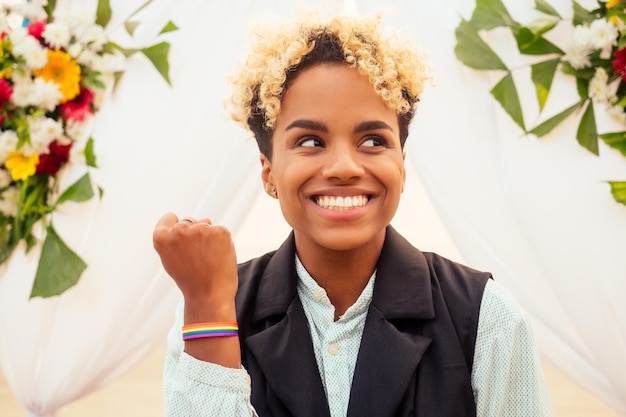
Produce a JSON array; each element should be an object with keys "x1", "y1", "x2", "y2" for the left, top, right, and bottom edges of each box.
[{"x1": 316, "y1": 195, "x2": 369, "y2": 210}]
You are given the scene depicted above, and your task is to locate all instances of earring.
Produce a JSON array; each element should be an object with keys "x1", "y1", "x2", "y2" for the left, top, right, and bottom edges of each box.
[{"x1": 271, "y1": 188, "x2": 277, "y2": 197}]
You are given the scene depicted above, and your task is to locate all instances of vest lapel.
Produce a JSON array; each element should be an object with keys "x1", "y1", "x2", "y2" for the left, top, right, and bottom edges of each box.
[
  {"x1": 347, "y1": 226, "x2": 437, "y2": 416},
  {"x1": 245, "y1": 233, "x2": 330, "y2": 417},
  {"x1": 246, "y1": 298, "x2": 331, "y2": 417},
  {"x1": 347, "y1": 306, "x2": 432, "y2": 417}
]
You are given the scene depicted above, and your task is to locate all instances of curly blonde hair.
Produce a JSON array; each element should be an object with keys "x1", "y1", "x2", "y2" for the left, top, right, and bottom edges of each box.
[{"x1": 228, "y1": 12, "x2": 432, "y2": 157}]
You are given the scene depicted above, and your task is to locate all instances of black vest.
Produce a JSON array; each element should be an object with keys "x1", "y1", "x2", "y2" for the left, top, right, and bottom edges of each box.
[{"x1": 235, "y1": 226, "x2": 490, "y2": 417}]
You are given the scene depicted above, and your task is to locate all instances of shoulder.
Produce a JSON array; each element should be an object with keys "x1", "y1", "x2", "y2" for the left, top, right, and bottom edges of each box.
[
  {"x1": 477, "y1": 279, "x2": 529, "y2": 337},
  {"x1": 422, "y1": 252, "x2": 491, "y2": 312}
]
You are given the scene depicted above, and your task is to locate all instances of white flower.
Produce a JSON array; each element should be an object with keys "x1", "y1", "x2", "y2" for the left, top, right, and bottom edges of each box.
[
  {"x1": 66, "y1": 119, "x2": 91, "y2": 142},
  {"x1": 0, "y1": 187, "x2": 19, "y2": 217},
  {"x1": 54, "y1": 7, "x2": 95, "y2": 30},
  {"x1": 0, "y1": 170, "x2": 11, "y2": 189},
  {"x1": 43, "y1": 22, "x2": 71, "y2": 50},
  {"x1": 67, "y1": 43, "x2": 84, "y2": 59},
  {"x1": 607, "y1": 105, "x2": 626, "y2": 123},
  {"x1": 79, "y1": 24, "x2": 107, "y2": 51},
  {"x1": 11, "y1": 34, "x2": 48, "y2": 70},
  {"x1": 28, "y1": 116, "x2": 63, "y2": 153},
  {"x1": 34, "y1": 77, "x2": 63, "y2": 111},
  {"x1": 0, "y1": 11, "x2": 10, "y2": 33},
  {"x1": 589, "y1": 18, "x2": 618, "y2": 58},
  {"x1": 572, "y1": 25, "x2": 592, "y2": 49},
  {"x1": 76, "y1": 49, "x2": 98, "y2": 67},
  {"x1": 564, "y1": 44, "x2": 591, "y2": 69},
  {"x1": 10, "y1": 2, "x2": 47, "y2": 21},
  {"x1": 589, "y1": 68, "x2": 612, "y2": 104},
  {"x1": 0, "y1": 130, "x2": 19, "y2": 164}
]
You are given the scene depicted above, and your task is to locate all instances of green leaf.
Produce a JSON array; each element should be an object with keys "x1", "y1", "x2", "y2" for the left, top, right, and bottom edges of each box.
[
  {"x1": 577, "y1": 101, "x2": 599, "y2": 155},
  {"x1": 160, "y1": 21, "x2": 179, "y2": 35},
  {"x1": 535, "y1": 0, "x2": 562, "y2": 18},
  {"x1": 513, "y1": 27, "x2": 563, "y2": 55},
  {"x1": 490, "y1": 72, "x2": 526, "y2": 131},
  {"x1": 125, "y1": 21, "x2": 141, "y2": 37},
  {"x1": 454, "y1": 20, "x2": 508, "y2": 70},
  {"x1": 599, "y1": 132, "x2": 626, "y2": 157},
  {"x1": 96, "y1": 0, "x2": 112, "y2": 28},
  {"x1": 56, "y1": 173, "x2": 94, "y2": 206},
  {"x1": 141, "y1": 42, "x2": 172, "y2": 85},
  {"x1": 529, "y1": 100, "x2": 584, "y2": 137},
  {"x1": 44, "y1": 0, "x2": 57, "y2": 20},
  {"x1": 526, "y1": 18, "x2": 559, "y2": 37},
  {"x1": 607, "y1": 181, "x2": 626, "y2": 206},
  {"x1": 572, "y1": 0, "x2": 595, "y2": 26},
  {"x1": 126, "y1": 0, "x2": 156, "y2": 21},
  {"x1": 85, "y1": 138, "x2": 97, "y2": 167},
  {"x1": 531, "y1": 58, "x2": 560, "y2": 110},
  {"x1": 470, "y1": 0, "x2": 518, "y2": 30},
  {"x1": 107, "y1": 41, "x2": 139, "y2": 58},
  {"x1": 30, "y1": 225, "x2": 87, "y2": 298},
  {"x1": 576, "y1": 77, "x2": 589, "y2": 99}
]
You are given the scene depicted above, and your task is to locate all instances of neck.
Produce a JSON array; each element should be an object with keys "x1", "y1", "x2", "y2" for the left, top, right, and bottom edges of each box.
[{"x1": 295, "y1": 231, "x2": 385, "y2": 320}]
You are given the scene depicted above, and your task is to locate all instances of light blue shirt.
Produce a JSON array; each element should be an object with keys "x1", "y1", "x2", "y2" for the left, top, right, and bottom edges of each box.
[{"x1": 164, "y1": 256, "x2": 553, "y2": 416}]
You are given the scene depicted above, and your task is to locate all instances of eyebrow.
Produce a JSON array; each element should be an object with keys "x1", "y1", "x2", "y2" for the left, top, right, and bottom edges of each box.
[{"x1": 284, "y1": 119, "x2": 394, "y2": 133}]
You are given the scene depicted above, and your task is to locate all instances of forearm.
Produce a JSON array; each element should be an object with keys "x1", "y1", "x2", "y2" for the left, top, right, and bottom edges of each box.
[
  {"x1": 164, "y1": 300, "x2": 257, "y2": 417},
  {"x1": 183, "y1": 296, "x2": 241, "y2": 368}
]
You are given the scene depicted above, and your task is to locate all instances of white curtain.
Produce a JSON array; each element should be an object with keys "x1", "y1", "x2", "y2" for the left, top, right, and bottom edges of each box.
[
  {"x1": 354, "y1": 0, "x2": 626, "y2": 414},
  {"x1": 0, "y1": 0, "x2": 624, "y2": 416}
]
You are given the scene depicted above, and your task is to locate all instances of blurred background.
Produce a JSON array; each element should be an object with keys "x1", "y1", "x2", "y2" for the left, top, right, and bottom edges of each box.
[{"x1": 0, "y1": 0, "x2": 624, "y2": 416}]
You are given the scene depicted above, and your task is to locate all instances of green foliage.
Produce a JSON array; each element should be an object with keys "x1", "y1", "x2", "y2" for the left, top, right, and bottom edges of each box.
[
  {"x1": 455, "y1": 0, "x2": 626, "y2": 208},
  {"x1": 30, "y1": 225, "x2": 87, "y2": 298},
  {"x1": 608, "y1": 181, "x2": 626, "y2": 205}
]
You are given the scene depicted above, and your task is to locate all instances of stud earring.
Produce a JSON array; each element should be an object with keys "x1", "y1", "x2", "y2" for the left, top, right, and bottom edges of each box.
[{"x1": 271, "y1": 188, "x2": 277, "y2": 197}]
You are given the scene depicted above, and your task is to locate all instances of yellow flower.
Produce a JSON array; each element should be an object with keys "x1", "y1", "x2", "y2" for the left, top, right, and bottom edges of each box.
[
  {"x1": 33, "y1": 50, "x2": 81, "y2": 103},
  {"x1": 607, "y1": 0, "x2": 622, "y2": 9},
  {"x1": 0, "y1": 43, "x2": 11, "y2": 78},
  {"x1": 5, "y1": 152, "x2": 40, "y2": 181}
]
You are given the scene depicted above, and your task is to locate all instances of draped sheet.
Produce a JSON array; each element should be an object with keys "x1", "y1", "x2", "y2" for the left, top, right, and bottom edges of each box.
[{"x1": 0, "y1": 0, "x2": 624, "y2": 416}]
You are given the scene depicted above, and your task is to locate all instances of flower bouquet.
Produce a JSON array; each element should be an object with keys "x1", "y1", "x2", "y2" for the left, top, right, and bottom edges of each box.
[
  {"x1": 455, "y1": 0, "x2": 626, "y2": 206},
  {"x1": 0, "y1": 0, "x2": 176, "y2": 298}
]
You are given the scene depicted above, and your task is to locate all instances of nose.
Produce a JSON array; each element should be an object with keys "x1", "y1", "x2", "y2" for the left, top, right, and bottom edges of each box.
[{"x1": 321, "y1": 142, "x2": 365, "y2": 181}]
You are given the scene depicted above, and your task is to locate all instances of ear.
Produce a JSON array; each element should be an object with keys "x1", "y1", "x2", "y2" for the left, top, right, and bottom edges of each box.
[
  {"x1": 260, "y1": 154, "x2": 277, "y2": 198},
  {"x1": 401, "y1": 150, "x2": 407, "y2": 193}
]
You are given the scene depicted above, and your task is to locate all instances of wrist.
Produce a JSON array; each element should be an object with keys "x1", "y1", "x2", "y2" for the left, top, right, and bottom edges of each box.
[{"x1": 183, "y1": 296, "x2": 236, "y2": 324}]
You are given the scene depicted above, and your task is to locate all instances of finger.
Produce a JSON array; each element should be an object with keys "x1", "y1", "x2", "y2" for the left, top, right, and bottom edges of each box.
[
  {"x1": 155, "y1": 212, "x2": 179, "y2": 228},
  {"x1": 196, "y1": 217, "x2": 213, "y2": 226}
]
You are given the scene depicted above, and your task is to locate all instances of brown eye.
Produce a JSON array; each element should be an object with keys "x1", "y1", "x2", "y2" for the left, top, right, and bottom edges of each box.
[
  {"x1": 360, "y1": 136, "x2": 385, "y2": 147},
  {"x1": 298, "y1": 137, "x2": 324, "y2": 147}
]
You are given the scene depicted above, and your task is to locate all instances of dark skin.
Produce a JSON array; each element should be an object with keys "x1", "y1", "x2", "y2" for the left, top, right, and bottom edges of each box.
[{"x1": 153, "y1": 63, "x2": 406, "y2": 366}]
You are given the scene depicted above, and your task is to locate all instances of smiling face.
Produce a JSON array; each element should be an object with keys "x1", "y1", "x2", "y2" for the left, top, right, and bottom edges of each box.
[{"x1": 261, "y1": 63, "x2": 406, "y2": 256}]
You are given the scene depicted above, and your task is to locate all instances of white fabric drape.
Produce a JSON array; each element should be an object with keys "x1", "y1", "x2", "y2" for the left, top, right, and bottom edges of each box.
[
  {"x1": 355, "y1": 0, "x2": 626, "y2": 414},
  {"x1": 0, "y1": 0, "x2": 624, "y2": 416}
]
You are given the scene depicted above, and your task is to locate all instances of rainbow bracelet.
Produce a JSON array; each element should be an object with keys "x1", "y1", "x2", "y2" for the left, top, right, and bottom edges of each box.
[{"x1": 182, "y1": 322, "x2": 239, "y2": 341}]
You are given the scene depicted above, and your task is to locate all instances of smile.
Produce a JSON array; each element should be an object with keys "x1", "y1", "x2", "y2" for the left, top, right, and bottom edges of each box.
[{"x1": 315, "y1": 195, "x2": 369, "y2": 211}]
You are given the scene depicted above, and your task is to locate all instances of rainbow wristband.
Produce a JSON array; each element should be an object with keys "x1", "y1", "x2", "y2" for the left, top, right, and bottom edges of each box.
[{"x1": 182, "y1": 322, "x2": 239, "y2": 341}]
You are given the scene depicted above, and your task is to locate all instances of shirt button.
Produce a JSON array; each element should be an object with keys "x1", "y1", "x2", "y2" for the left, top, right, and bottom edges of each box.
[
  {"x1": 328, "y1": 342, "x2": 339, "y2": 356},
  {"x1": 313, "y1": 290, "x2": 322, "y2": 302}
]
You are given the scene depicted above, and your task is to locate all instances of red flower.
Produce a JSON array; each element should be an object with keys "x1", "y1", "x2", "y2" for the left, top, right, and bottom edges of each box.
[
  {"x1": 60, "y1": 87, "x2": 95, "y2": 122},
  {"x1": 612, "y1": 48, "x2": 626, "y2": 78},
  {"x1": 36, "y1": 140, "x2": 73, "y2": 175},
  {"x1": 28, "y1": 20, "x2": 47, "y2": 42},
  {"x1": 0, "y1": 78, "x2": 12, "y2": 102}
]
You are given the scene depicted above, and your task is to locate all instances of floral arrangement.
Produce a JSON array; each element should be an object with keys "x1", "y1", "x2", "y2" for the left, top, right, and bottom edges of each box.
[
  {"x1": 455, "y1": 0, "x2": 626, "y2": 206},
  {"x1": 0, "y1": 0, "x2": 176, "y2": 298}
]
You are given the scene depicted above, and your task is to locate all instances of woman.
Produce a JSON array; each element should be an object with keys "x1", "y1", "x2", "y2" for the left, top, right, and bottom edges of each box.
[{"x1": 153, "y1": 12, "x2": 552, "y2": 417}]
